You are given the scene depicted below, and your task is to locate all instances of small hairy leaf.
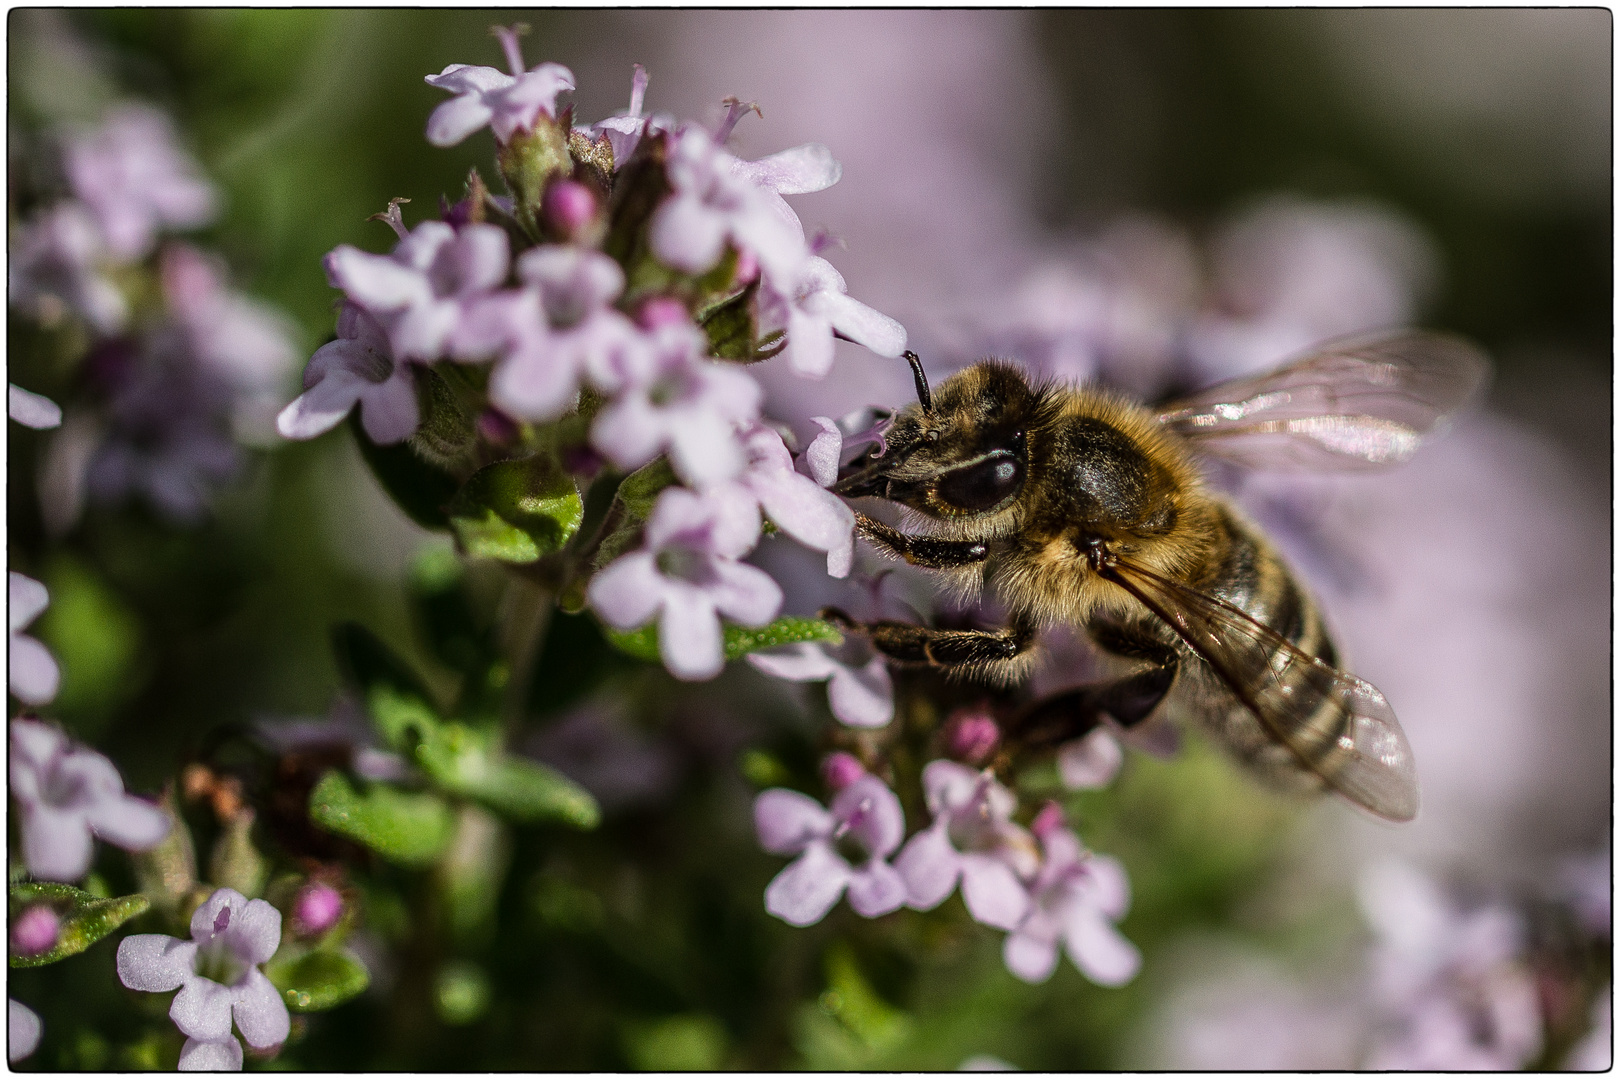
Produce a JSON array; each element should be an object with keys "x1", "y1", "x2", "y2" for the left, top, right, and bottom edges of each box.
[
  {"x1": 8, "y1": 883, "x2": 149, "y2": 968},
  {"x1": 460, "y1": 758, "x2": 600, "y2": 829},
  {"x1": 265, "y1": 946, "x2": 371, "y2": 1012},
  {"x1": 307, "y1": 772, "x2": 454, "y2": 868},
  {"x1": 604, "y1": 616, "x2": 843, "y2": 664},
  {"x1": 448, "y1": 454, "x2": 583, "y2": 564}
]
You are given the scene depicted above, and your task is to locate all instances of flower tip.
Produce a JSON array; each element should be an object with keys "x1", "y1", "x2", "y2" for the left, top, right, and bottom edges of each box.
[
  {"x1": 1030, "y1": 800, "x2": 1066, "y2": 839},
  {"x1": 821, "y1": 752, "x2": 866, "y2": 792},
  {"x1": 292, "y1": 882, "x2": 345, "y2": 937},
  {"x1": 10, "y1": 906, "x2": 60, "y2": 957},
  {"x1": 943, "y1": 706, "x2": 1001, "y2": 765},
  {"x1": 541, "y1": 179, "x2": 598, "y2": 238}
]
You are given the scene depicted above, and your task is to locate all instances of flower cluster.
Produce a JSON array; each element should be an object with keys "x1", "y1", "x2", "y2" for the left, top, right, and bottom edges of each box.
[
  {"x1": 8, "y1": 102, "x2": 299, "y2": 531},
  {"x1": 276, "y1": 31, "x2": 902, "y2": 682}
]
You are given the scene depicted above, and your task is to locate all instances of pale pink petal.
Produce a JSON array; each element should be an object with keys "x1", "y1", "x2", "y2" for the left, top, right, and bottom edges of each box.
[
  {"x1": 9, "y1": 999, "x2": 41, "y2": 1063},
  {"x1": 324, "y1": 247, "x2": 428, "y2": 310},
  {"x1": 846, "y1": 860, "x2": 906, "y2": 918},
  {"x1": 357, "y1": 372, "x2": 420, "y2": 446},
  {"x1": 85, "y1": 795, "x2": 170, "y2": 851},
  {"x1": 707, "y1": 560, "x2": 782, "y2": 627},
  {"x1": 753, "y1": 788, "x2": 834, "y2": 855},
  {"x1": 9, "y1": 634, "x2": 61, "y2": 706},
  {"x1": 832, "y1": 774, "x2": 905, "y2": 859},
  {"x1": 275, "y1": 369, "x2": 368, "y2": 441},
  {"x1": 423, "y1": 64, "x2": 512, "y2": 96},
  {"x1": 490, "y1": 345, "x2": 582, "y2": 421},
  {"x1": 9, "y1": 572, "x2": 49, "y2": 630},
  {"x1": 231, "y1": 969, "x2": 290, "y2": 1049},
  {"x1": 190, "y1": 888, "x2": 250, "y2": 942},
  {"x1": 1004, "y1": 928, "x2": 1061, "y2": 984},
  {"x1": 1081, "y1": 854, "x2": 1132, "y2": 921},
  {"x1": 815, "y1": 289, "x2": 907, "y2": 357},
  {"x1": 731, "y1": 144, "x2": 842, "y2": 195},
  {"x1": 667, "y1": 414, "x2": 746, "y2": 488},
  {"x1": 22, "y1": 807, "x2": 93, "y2": 881},
  {"x1": 804, "y1": 417, "x2": 842, "y2": 487},
  {"x1": 921, "y1": 759, "x2": 983, "y2": 816},
  {"x1": 786, "y1": 305, "x2": 835, "y2": 377},
  {"x1": 1057, "y1": 730, "x2": 1124, "y2": 790},
  {"x1": 959, "y1": 853, "x2": 1031, "y2": 931},
  {"x1": 425, "y1": 94, "x2": 495, "y2": 148},
  {"x1": 751, "y1": 470, "x2": 854, "y2": 561},
  {"x1": 178, "y1": 1036, "x2": 242, "y2": 1072},
  {"x1": 764, "y1": 841, "x2": 851, "y2": 927},
  {"x1": 586, "y1": 552, "x2": 663, "y2": 631},
  {"x1": 1065, "y1": 909, "x2": 1142, "y2": 986},
  {"x1": 746, "y1": 642, "x2": 840, "y2": 683},
  {"x1": 657, "y1": 588, "x2": 724, "y2": 681},
  {"x1": 650, "y1": 195, "x2": 728, "y2": 274},
  {"x1": 226, "y1": 899, "x2": 284, "y2": 967},
  {"x1": 116, "y1": 935, "x2": 198, "y2": 992},
  {"x1": 895, "y1": 825, "x2": 960, "y2": 910},
  {"x1": 826, "y1": 657, "x2": 894, "y2": 729},
  {"x1": 170, "y1": 976, "x2": 237, "y2": 1042},
  {"x1": 9, "y1": 385, "x2": 62, "y2": 429}
]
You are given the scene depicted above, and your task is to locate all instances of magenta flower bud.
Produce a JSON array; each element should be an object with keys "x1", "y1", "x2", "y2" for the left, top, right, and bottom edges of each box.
[
  {"x1": 821, "y1": 752, "x2": 865, "y2": 792},
  {"x1": 10, "y1": 905, "x2": 60, "y2": 957},
  {"x1": 943, "y1": 707, "x2": 1000, "y2": 765},
  {"x1": 733, "y1": 248, "x2": 760, "y2": 286},
  {"x1": 476, "y1": 407, "x2": 521, "y2": 447},
  {"x1": 560, "y1": 442, "x2": 605, "y2": 477},
  {"x1": 291, "y1": 882, "x2": 344, "y2": 937},
  {"x1": 637, "y1": 296, "x2": 690, "y2": 330},
  {"x1": 1031, "y1": 800, "x2": 1066, "y2": 840},
  {"x1": 542, "y1": 180, "x2": 598, "y2": 238}
]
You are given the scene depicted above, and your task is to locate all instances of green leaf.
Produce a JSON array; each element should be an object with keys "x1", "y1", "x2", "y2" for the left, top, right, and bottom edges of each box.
[
  {"x1": 698, "y1": 280, "x2": 762, "y2": 362},
  {"x1": 409, "y1": 720, "x2": 600, "y2": 829},
  {"x1": 8, "y1": 883, "x2": 149, "y2": 967},
  {"x1": 307, "y1": 772, "x2": 455, "y2": 868},
  {"x1": 448, "y1": 454, "x2": 583, "y2": 563},
  {"x1": 604, "y1": 616, "x2": 843, "y2": 664},
  {"x1": 349, "y1": 411, "x2": 460, "y2": 530},
  {"x1": 264, "y1": 946, "x2": 370, "y2": 1012},
  {"x1": 589, "y1": 458, "x2": 678, "y2": 572}
]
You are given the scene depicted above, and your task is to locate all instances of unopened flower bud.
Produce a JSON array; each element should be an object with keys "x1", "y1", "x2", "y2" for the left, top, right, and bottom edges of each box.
[
  {"x1": 637, "y1": 296, "x2": 690, "y2": 330},
  {"x1": 476, "y1": 407, "x2": 521, "y2": 447},
  {"x1": 943, "y1": 707, "x2": 1000, "y2": 765},
  {"x1": 733, "y1": 248, "x2": 759, "y2": 286},
  {"x1": 560, "y1": 442, "x2": 604, "y2": 477},
  {"x1": 291, "y1": 882, "x2": 344, "y2": 938},
  {"x1": 821, "y1": 752, "x2": 865, "y2": 792},
  {"x1": 541, "y1": 180, "x2": 597, "y2": 239},
  {"x1": 1031, "y1": 800, "x2": 1066, "y2": 839},
  {"x1": 10, "y1": 905, "x2": 59, "y2": 957}
]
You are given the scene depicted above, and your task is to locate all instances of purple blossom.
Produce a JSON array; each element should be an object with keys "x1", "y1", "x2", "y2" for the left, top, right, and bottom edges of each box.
[
  {"x1": 649, "y1": 126, "x2": 814, "y2": 287},
  {"x1": 753, "y1": 771, "x2": 906, "y2": 926},
  {"x1": 8, "y1": 718, "x2": 170, "y2": 882},
  {"x1": 9, "y1": 999, "x2": 41, "y2": 1063},
  {"x1": 11, "y1": 905, "x2": 60, "y2": 957},
  {"x1": 758, "y1": 255, "x2": 908, "y2": 377},
  {"x1": 1358, "y1": 860, "x2": 1542, "y2": 1070},
  {"x1": 8, "y1": 201, "x2": 129, "y2": 333},
  {"x1": 9, "y1": 573, "x2": 60, "y2": 706},
  {"x1": 468, "y1": 245, "x2": 642, "y2": 421},
  {"x1": 587, "y1": 486, "x2": 782, "y2": 681},
  {"x1": 324, "y1": 220, "x2": 509, "y2": 363},
  {"x1": 116, "y1": 887, "x2": 290, "y2": 1072},
  {"x1": 423, "y1": 29, "x2": 574, "y2": 148},
  {"x1": 277, "y1": 302, "x2": 418, "y2": 445},
  {"x1": 9, "y1": 384, "x2": 62, "y2": 429},
  {"x1": 291, "y1": 882, "x2": 344, "y2": 938},
  {"x1": 62, "y1": 105, "x2": 216, "y2": 262},
  {"x1": 747, "y1": 641, "x2": 893, "y2": 729},
  {"x1": 724, "y1": 422, "x2": 854, "y2": 575},
  {"x1": 1056, "y1": 729, "x2": 1124, "y2": 790},
  {"x1": 893, "y1": 760, "x2": 1034, "y2": 931},
  {"x1": 589, "y1": 321, "x2": 761, "y2": 487},
  {"x1": 943, "y1": 707, "x2": 1001, "y2": 765},
  {"x1": 1001, "y1": 819, "x2": 1140, "y2": 987}
]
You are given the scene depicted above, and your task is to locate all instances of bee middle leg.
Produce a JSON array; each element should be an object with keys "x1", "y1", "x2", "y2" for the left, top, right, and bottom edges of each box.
[
  {"x1": 854, "y1": 513, "x2": 990, "y2": 569},
  {"x1": 821, "y1": 608, "x2": 1036, "y2": 669}
]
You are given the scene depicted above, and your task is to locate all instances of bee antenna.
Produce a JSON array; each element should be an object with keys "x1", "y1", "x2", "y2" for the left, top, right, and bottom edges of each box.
[{"x1": 904, "y1": 350, "x2": 933, "y2": 413}]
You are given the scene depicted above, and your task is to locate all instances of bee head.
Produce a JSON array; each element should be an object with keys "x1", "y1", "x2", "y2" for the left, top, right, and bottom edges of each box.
[{"x1": 835, "y1": 357, "x2": 1042, "y2": 519}]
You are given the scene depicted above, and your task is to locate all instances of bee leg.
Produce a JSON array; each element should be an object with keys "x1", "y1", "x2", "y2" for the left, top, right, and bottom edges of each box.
[
  {"x1": 821, "y1": 608, "x2": 1036, "y2": 668},
  {"x1": 854, "y1": 513, "x2": 990, "y2": 569},
  {"x1": 1009, "y1": 662, "x2": 1178, "y2": 749}
]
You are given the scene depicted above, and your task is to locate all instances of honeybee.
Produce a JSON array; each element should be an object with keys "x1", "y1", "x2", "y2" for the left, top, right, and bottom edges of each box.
[{"x1": 829, "y1": 331, "x2": 1489, "y2": 823}]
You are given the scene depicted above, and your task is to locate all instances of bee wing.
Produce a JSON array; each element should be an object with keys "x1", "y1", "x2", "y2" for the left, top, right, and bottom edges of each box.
[
  {"x1": 1105, "y1": 555, "x2": 1419, "y2": 822},
  {"x1": 1155, "y1": 330, "x2": 1489, "y2": 471}
]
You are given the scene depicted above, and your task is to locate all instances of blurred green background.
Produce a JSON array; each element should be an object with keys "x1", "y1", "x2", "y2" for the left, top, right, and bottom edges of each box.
[{"x1": 6, "y1": 9, "x2": 1608, "y2": 1071}]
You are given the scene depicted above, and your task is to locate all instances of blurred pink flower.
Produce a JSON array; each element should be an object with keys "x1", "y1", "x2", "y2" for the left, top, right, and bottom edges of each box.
[
  {"x1": 758, "y1": 255, "x2": 907, "y2": 378},
  {"x1": 8, "y1": 1000, "x2": 41, "y2": 1064},
  {"x1": 754, "y1": 771, "x2": 906, "y2": 926},
  {"x1": 9, "y1": 384, "x2": 63, "y2": 430},
  {"x1": 62, "y1": 104, "x2": 216, "y2": 261},
  {"x1": 8, "y1": 201, "x2": 129, "y2": 333},
  {"x1": 894, "y1": 760, "x2": 1034, "y2": 931},
  {"x1": 10, "y1": 905, "x2": 60, "y2": 957},
  {"x1": 423, "y1": 30, "x2": 575, "y2": 148},
  {"x1": 1002, "y1": 821, "x2": 1139, "y2": 987},
  {"x1": 278, "y1": 303, "x2": 417, "y2": 445},
  {"x1": 1056, "y1": 729, "x2": 1124, "y2": 790},
  {"x1": 747, "y1": 641, "x2": 892, "y2": 729},
  {"x1": 9, "y1": 718, "x2": 170, "y2": 882}
]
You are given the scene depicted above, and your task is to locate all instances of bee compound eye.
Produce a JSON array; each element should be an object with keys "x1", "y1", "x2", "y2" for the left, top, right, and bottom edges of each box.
[{"x1": 935, "y1": 451, "x2": 1024, "y2": 512}]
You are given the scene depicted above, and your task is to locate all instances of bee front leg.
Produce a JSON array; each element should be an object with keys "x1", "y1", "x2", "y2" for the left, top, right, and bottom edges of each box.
[
  {"x1": 822, "y1": 608, "x2": 1035, "y2": 669},
  {"x1": 854, "y1": 513, "x2": 990, "y2": 569}
]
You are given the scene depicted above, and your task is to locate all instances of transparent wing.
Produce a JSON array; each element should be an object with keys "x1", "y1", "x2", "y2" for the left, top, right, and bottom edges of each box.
[
  {"x1": 1156, "y1": 330, "x2": 1489, "y2": 471},
  {"x1": 1103, "y1": 555, "x2": 1419, "y2": 822}
]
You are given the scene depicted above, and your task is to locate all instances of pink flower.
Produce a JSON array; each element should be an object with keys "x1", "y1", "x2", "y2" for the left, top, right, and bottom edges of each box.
[
  {"x1": 9, "y1": 719, "x2": 169, "y2": 882},
  {"x1": 10, "y1": 384, "x2": 63, "y2": 430},
  {"x1": 1001, "y1": 820, "x2": 1140, "y2": 987},
  {"x1": 9, "y1": 574, "x2": 60, "y2": 706},
  {"x1": 324, "y1": 220, "x2": 509, "y2": 363},
  {"x1": 423, "y1": 30, "x2": 574, "y2": 148},
  {"x1": 62, "y1": 104, "x2": 216, "y2": 261},
  {"x1": 747, "y1": 642, "x2": 893, "y2": 729},
  {"x1": 574, "y1": 64, "x2": 672, "y2": 168},
  {"x1": 277, "y1": 303, "x2": 418, "y2": 445},
  {"x1": 8, "y1": 201, "x2": 129, "y2": 333},
  {"x1": 291, "y1": 882, "x2": 344, "y2": 938},
  {"x1": 589, "y1": 321, "x2": 761, "y2": 488},
  {"x1": 587, "y1": 486, "x2": 782, "y2": 681},
  {"x1": 117, "y1": 887, "x2": 290, "y2": 1071},
  {"x1": 754, "y1": 771, "x2": 906, "y2": 926},
  {"x1": 1056, "y1": 729, "x2": 1124, "y2": 790},
  {"x1": 893, "y1": 760, "x2": 1034, "y2": 931},
  {"x1": 758, "y1": 255, "x2": 907, "y2": 377},
  {"x1": 723, "y1": 422, "x2": 854, "y2": 575}
]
